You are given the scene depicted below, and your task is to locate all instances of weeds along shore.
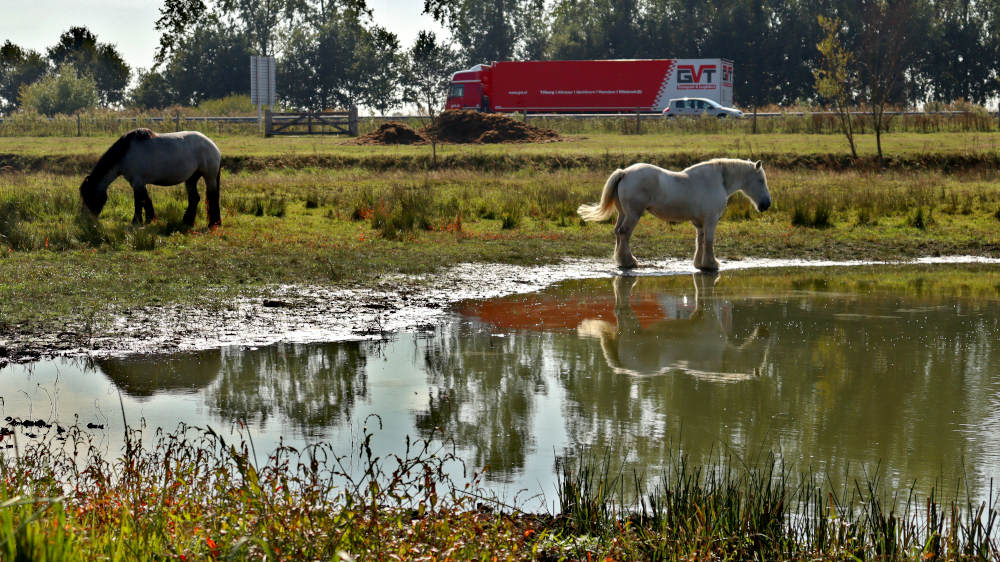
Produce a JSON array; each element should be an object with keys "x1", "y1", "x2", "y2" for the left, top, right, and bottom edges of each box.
[{"x1": 1, "y1": 422, "x2": 997, "y2": 560}]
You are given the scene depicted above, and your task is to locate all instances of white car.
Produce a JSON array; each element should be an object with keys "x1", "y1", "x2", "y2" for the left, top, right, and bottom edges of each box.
[{"x1": 663, "y1": 98, "x2": 744, "y2": 119}]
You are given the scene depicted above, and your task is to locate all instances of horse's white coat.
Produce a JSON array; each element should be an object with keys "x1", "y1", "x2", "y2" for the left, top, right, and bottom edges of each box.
[{"x1": 577, "y1": 158, "x2": 772, "y2": 271}]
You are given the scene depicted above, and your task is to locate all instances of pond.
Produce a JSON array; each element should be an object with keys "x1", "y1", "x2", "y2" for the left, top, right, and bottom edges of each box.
[{"x1": 3, "y1": 263, "x2": 1000, "y2": 509}]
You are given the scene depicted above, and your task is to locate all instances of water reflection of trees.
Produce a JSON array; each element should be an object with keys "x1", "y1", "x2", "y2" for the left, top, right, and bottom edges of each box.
[
  {"x1": 446, "y1": 273, "x2": 1000, "y2": 494},
  {"x1": 417, "y1": 325, "x2": 553, "y2": 476},
  {"x1": 209, "y1": 343, "x2": 368, "y2": 437}
]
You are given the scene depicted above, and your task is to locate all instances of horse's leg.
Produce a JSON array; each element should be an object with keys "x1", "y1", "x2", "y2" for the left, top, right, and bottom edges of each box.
[
  {"x1": 131, "y1": 190, "x2": 143, "y2": 225},
  {"x1": 131, "y1": 183, "x2": 154, "y2": 224},
  {"x1": 205, "y1": 168, "x2": 221, "y2": 227},
  {"x1": 698, "y1": 219, "x2": 720, "y2": 271},
  {"x1": 183, "y1": 174, "x2": 201, "y2": 227},
  {"x1": 612, "y1": 275, "x2": 640, "y2": 332},
  {"x1": 144, "y1": 190, "x2": 156, "y2": 223},
  {"x1": 614, "y1": 212, "x2": 640, "y2": 269},
  {"x1": 693, "y1": 223, "x2": 705, "y2": 268}
]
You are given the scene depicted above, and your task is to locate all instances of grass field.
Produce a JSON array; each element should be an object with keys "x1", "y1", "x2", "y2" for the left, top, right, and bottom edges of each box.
[
  {"x1": 2, "y1": 129, "x2": 1000, "y2": 559},
  {"x1": 4, "y1": 130, "x2": 1000, "y2": 159},
  {"x1": 2, "y1": 131, "x2": 1000, "y2": 339}
]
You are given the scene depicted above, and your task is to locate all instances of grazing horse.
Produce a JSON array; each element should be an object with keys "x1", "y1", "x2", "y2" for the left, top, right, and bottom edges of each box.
[
  {"x1": 80, "y1": 129, "x2": 223, "y2": 227},
  {"x1": 577, "y1": 158, "x2": 772, "y2": 271}
]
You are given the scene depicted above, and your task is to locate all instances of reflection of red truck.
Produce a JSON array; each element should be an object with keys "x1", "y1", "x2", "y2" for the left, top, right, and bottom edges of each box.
[{"x1": 445, "y1": 59, "x2": 733, "y2": 113}]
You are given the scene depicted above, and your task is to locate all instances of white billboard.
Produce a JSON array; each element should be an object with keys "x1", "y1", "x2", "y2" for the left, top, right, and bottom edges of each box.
[{"x1": 250, "y1": 56, "x2": 276, "y2": 106}]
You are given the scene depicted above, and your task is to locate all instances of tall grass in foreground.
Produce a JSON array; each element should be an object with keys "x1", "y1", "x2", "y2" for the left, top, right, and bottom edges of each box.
[
  {"x1": 1, "y1": 421, "x2": 997, "y2": 560},
  {"x1": 555, "y1": 450, "x2": 1000, "y2": 560}
]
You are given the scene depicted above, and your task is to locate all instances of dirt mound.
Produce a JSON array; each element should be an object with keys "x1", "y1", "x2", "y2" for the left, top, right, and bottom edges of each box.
[
  {"x1": 423, "y1": 110, "x2": 560, "y2": 144},
  {"x1": 351, "y1": 122, "x2": 428, "y2": 145}
]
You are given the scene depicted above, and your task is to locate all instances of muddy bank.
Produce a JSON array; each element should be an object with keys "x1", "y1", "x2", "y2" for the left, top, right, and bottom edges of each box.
[{"x1": 3, "y1": 256, "x2": 1000, "y2": 367}]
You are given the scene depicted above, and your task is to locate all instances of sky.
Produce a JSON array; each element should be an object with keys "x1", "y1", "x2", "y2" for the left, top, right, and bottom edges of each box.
[{"x1": 0, "y1": 0, "x2": 447, "y2": 72}]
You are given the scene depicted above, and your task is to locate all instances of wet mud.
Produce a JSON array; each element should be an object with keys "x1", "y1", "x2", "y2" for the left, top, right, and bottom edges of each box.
[{"x1": 2, "y1": 256, "x2": 999, "y2": 366}]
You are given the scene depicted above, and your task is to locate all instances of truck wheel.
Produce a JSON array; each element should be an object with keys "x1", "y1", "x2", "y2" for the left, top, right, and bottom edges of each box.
[{"x1": 717, "y1": 114, "x2": 727, "y2": 119}]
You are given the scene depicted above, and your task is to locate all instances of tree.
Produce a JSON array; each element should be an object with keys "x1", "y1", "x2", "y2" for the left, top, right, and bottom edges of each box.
[
  {"x1": 216, "y1": 0, "x2": 310, "y2": 56},
  {"x1": 130, "y1": 68, "x2": 179, "y2": 109},
  {"x1": 0, "y1": 41, "x2": 49, "y2": 114},
  {"x1": 814, "y1": 15, "x2": 858, "y2": 158},
  {"x1": 162, "y1": 22, "x2": 253, "y2": 105},
  {"x1": 424, "y1": 0, "x2": 544, "y2": 65},
  {"x1": 19, "y1": 64, "x2": 98, "y2": 116},
  {"x1": 47, "y1": 27, "x2": 130, "y2": 106},
  {"x1": 856, "y1": 0, "x2": 927, "y2": 160},
  {"x1": 154, "y1": 0, "x2": 208, "y2": 68},
  {"x1": 279, "y1": 7, "x2": 402, "y2": 112},
  {"x1": 547, "y1": 0, "x2": 607, "y2": 59},
  {"x1": 914, "y1": 1, "x2": 994, "y2": 105},
  {"x1": 402, "y1": 31, "x2": 459, "y2": 116}
]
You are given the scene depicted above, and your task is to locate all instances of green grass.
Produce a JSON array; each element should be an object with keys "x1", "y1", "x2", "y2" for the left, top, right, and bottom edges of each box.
[
  {"x1": 1, "y1": 423, "x2": 996, "y2": 560},
  {"x1": 4, "y1": 130, "x2": 1000, "y2": 160},
  {"x1": 1, "y1": 162, "x2": 999, "y2": 339}
]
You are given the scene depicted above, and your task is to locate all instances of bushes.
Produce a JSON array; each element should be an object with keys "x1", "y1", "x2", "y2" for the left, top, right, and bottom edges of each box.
[{"x1": 18, "y1": 65, "x2": 98, "y2": 117}]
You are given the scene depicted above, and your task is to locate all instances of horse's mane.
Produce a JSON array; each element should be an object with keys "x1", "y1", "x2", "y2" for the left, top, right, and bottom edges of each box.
[
  {"x1": 88, "y1": 128, "x2": 157, "y2": 180},
  {"x1": 685, "y1": 158, "x2": 754, "y2": 173}
]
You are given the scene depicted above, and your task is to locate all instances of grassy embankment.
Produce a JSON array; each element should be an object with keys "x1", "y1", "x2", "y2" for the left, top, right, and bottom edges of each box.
[
  {"x1": 1, "y1": 130, "x2": 1000, "y2": 343},
  {"x1": 2, "y1": 422, "x2": 997, "y2": 560}
]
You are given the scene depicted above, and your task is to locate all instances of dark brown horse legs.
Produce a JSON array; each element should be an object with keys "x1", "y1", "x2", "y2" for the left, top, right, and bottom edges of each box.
[
  {"x1": 206, "y1": 172, "x2": 221, "y2": 227},
  {"x1": 183, "y1": 175, "x2": 201, "y2": 226},
  {"x1": 131, "y1": 185, "x2": 155, "y2": 224}
]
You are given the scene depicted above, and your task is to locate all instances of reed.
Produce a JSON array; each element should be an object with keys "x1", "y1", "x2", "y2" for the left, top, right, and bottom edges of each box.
[{"x1": 2, "y1": 423, "x2": 996, "y2": 560}]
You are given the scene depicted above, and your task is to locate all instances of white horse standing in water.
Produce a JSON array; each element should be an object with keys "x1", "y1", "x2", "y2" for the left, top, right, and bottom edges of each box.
[{"x1": 577, "y1": 159, "x2": 772, "y2": 271}]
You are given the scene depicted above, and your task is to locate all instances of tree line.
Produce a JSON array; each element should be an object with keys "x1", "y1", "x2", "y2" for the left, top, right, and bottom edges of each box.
[{"x1": 2, "y1": 0, "x2": 999, "y2": 116}]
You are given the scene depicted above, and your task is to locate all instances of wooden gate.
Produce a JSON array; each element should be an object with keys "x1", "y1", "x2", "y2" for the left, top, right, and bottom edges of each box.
[{"x1": 264, "y1": 107, "x2": 358, "y2": 137}]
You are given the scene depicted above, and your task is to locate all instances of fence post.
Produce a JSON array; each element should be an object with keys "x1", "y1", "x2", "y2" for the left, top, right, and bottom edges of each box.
[
  {"x1": 264, "y1": 109, "x2": 273, "y2": 137},
  {"x1": 174, "y1": 112, "x2": 180, "y2": 132},
  {"x1": 77, "y1": 114, "x2": 81, "y2": 137},
  {"x1": 349, "y1": 106, "x2": 359, "y2": 136},
  {"x1": 635, "y1": 108, "x2": 641, "y2": 134}
]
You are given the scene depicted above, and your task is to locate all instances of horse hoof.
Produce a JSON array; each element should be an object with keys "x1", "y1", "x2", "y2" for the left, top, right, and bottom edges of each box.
[{"x1": 617, "y1": 260, "x2": 639, "y2": 270}]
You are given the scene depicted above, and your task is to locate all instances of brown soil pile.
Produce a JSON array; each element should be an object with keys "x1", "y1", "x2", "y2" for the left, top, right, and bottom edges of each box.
[
  {"x1": 351, "y1": 122, "x2": 428, "y2": 145},
  {"x1": 423, "y1": 110, "x2": 560, "y2": 144}
]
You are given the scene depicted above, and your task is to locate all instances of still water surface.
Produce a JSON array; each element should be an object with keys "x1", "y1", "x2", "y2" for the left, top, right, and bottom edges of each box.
[{"x1": 3, "y1": 265, "x2": 1000, "y2": 507}]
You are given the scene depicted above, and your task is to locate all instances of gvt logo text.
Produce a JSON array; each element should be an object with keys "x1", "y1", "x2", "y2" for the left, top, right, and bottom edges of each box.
[{"x1": 677, "y1": 65, "x2": 717, "y2": 83}]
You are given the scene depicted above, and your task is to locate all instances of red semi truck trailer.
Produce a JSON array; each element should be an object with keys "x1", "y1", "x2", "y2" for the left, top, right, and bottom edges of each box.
[{"x1": 445, "y1": 58, "x2": 733, "y2": 113}]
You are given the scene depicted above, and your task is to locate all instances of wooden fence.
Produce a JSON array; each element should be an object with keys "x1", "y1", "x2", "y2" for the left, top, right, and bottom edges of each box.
[{"x1": 263, "y1": 108, "x2": 358, "y2": 137}]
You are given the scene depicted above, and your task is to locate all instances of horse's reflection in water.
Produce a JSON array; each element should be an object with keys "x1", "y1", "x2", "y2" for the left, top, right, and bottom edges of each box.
[
  {"x1": 94, "y1": 350, "x2": 222, "y2": 399},
  {"x1": 578, "y1": 274, "x2": 770, "y2": 381}
]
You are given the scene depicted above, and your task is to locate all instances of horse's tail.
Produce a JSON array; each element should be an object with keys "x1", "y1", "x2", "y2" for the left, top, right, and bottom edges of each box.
[{"x1": 577, "y1": 168, "x2": 626, "y2": 222}]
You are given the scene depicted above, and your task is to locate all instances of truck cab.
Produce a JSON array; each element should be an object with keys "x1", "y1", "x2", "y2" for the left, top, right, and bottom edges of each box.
[{"x1": 445, "y1": 65, "x2": 491, "y2": 111}]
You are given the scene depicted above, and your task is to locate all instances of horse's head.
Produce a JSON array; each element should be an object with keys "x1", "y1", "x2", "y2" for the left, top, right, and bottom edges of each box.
[
  {"x1": 745, "y1": 160, "x2": 771, "y2": 212},
  {"x1": 79, "y1": 175, "x2": 108, "y2": 216}
]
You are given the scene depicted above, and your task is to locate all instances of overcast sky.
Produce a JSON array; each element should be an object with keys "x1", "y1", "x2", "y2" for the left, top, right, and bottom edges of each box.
[{"x1": 1, "y1": 0, "x2": 446, "y2": 72}]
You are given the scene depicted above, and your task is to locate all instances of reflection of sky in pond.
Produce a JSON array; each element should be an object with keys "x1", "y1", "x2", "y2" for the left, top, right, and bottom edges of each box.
[{"x1": 2, "y1": 265, "x2": 1000, "y2": 508}]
